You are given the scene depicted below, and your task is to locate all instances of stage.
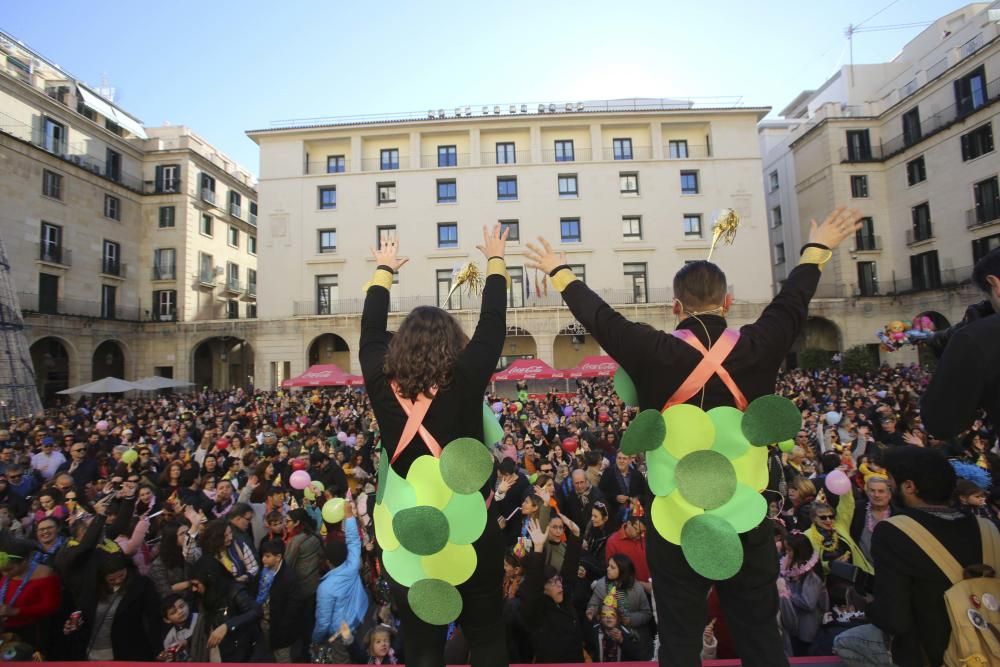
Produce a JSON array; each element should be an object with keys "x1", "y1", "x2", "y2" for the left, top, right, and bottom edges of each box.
[{"x1": 33, "y1": 660, "x2": 845, "y2": 666}]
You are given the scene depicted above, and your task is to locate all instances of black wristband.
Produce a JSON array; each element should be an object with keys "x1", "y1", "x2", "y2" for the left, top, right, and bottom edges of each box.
[
  {"x1": 488, "y1": 256, "x2": 503, "y2": 262},
  {"x1": 376, "y1": 264, "x2": 396, "y2": 274},
  {"x1": 800, "y1": 243, "x2": 830, "y2": 255},
  {"x1": 549, "y1": 264, "x2": 571, "y2": 277}
]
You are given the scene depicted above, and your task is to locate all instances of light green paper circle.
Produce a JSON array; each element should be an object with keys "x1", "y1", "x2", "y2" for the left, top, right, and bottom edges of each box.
[
  {"x1": 407, "y1": 455, "x2": 454, "y2": 509},
  {"x1": 730, "y1": 445, "x2": 768, "y2": 492},
  {"x1": 482, "y1": 402, "x2": 505, "y2": 446},
  {"x1": 675, "y1": 450, "x2": 737, "y2": 510},
  {"x1": 382, "y1": 545, "x2": 426, "y2": 587},
  {"x1": 708, "y1": 406, "x2": 751, "y2": 459},
  {"x1": 681, "y1": 513, "x2": 744, "y2": 580},
  {"x1": 421, "y1": 542, "x2": 477, "y2": 586},
  {"x1": 376, "y1": 447, "x2": 390, "y2": 505},
  {"x1": 614, "y1": 367, "x2": 638, "y2": 407},
  {"x1": 440, "y1": 438, "x2": 494, "y2": 494},
  {"x1": 408, "y1": 578, "x2": 463, "y2": 625},
  {"x1": 646, "y1": 445, "x2": 678, "y2": 497},
  {"x1": 708, "y1": 484, "x2": 767, "y2": 534},
  {"x1": 621, "y1": 409, "x2": 667, "y2": 455},
  {"x1": 651, "y1": 492, "x2": 701, "y2": 545},
  {"x1": 373, "y1": 502, "x2": 399, "y2": 551},
  {"x1": 393, "y1": 506, "x2": 451, "y2": 555},
  {"x1": 442, "y1": 492, "x2": 488, "y2": 545},
  {"x1": 383, "y1": 464, "x2": 417, "y2": 515},
  {"x1": 662, "y1": 404, "x2": 716, "y2": 458},
  {"x1": 741, "y1": 395, "x2": 802, "y2": 446}
]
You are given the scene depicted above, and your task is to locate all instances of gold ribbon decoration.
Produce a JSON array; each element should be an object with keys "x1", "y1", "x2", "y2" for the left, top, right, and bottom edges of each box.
[
  {"x1": 707, "y1": 208, "x2": 741, "y2": 261},
  {"x1": 445, "y1": 262, "x2": 484, "y2": 303}
]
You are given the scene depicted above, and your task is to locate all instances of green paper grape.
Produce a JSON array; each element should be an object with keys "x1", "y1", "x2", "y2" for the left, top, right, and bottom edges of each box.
[
  {"x1": 482, "y1": 402, "x2": 505, "y2": 445},
  {"x1": 442, "y1": 492, "x2": 488, "y2": 545},
  {"x1": 741, "y1": 395, "x2": 802, "y2": 446},
  {"x1": 621, "y1": 409, "x2": 667, "y2": 455},
  {"x1": 681, "y1": 513, "x2": 744, "y2": 580},
  {"x1": 440, "y1": 438, "x2": 494, "y2": 494},
  {"x1": 614, "y1": 367, "x2": 638, "y2": 406},
  {"x1": 708, "y1": 406, "x2": 751, "y2": 459},
  {"x1": 393, "y1": 506, "x2": 450, "y2": 555},
  {"x1": 675, "y1": 450, "x2": 736, "y2": 510},
  {"x1": 646, "y1": 445, "x2": 678, "y2": 496},
  {"x1": 408, "y1": 579, "x2": 463, "y2": 625}
]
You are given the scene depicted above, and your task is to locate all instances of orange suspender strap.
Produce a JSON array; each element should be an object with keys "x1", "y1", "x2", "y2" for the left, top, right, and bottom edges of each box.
[
  {"x1": 389, "y1": 382, "x2": 442, "y2": 463},
  {"x1": 664, "y1": 328, "x2": 749, "y2": 411}
]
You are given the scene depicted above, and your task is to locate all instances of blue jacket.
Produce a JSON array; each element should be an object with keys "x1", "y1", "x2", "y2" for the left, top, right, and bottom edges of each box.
[{"x1": 311, "y1": 517, "x2": 367, "y2": 643}]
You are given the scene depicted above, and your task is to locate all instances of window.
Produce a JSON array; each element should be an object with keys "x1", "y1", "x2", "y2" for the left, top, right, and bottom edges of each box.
[
  {"x1": 437, "y1": 222, "x2": 458, "y2": 248},
  {"x1": 249, "y1": 201, "x2": 257, "y2": 226},
  {"x1": 200, "y1": 173, "x2": 216, "y2": 203},
  {"x1": 316, "y1": 275, "x2": 339, "y2": 314},
  {"x1": 102, "y1": 240, "x2": 121, "y2": 275},
  {"x1": 319, "y1": 186, "x2": 337, "y2": 209},
  {"x1": 855, "y1": 217, "x2": 877, "y2": 251},
  {"x1": 568, "y1": 264, "x2": 587, "y2": 285},
  {"x1": 619, "y1": 172, "x2": 639, "y2": 195},
  {"x1": 683, "y1": 214, "x2": 702, "y2": 237},
  {"x1": 973, "y1": 233, "x2": 1000, "y2": 264},
  {"x1": 153, "y1": 290, "x2": 176, "y2": 321},
  {"x1": 624, "y1": 263, "x2": 648, "y2": 303},
  {"x1": 437, "y1": 269, "x2": 460, "y2": 309},
  {"x1": 318, "y1": 229, "x2": 337, "y2": 253},
  {"x1": 622, "y1": 216, "x2": 642, "y2": 239},
  {"x1": 961, "y1": 123, "x2": 994, "y2": 161},
  {"x1": 230, "y1": 191, "x2": 242, "y2": 218},
  {"x1": 846, "y1": 130, "x2": 872, "y2": 161},
  {"x1": 226, "y1": 300, "x2": 239, "y2": 319},
  {"x1": 376, "y1": 225, "x2": 396, "y2": 246},
  {"x1": 500, "y1": 220, "x2": 519, "y2": 242},
  {"x1": 496, "y1": 142, "x2": 516, "y2": 165},
  {"x1": 438, "y1": 145, "x2": 457, "y2": 167},
  {"x1": 769, "y1": 170, "x2": 779, "y2": 191},
  {"x1": 40, "y1": 222, "x2": 62, "y2": 263},
  {"x1": 380, "y1": 148, "x2": 399, "y2": 170},
  {"x1": 902, "y1": 108, "x2": 922, "y2": 146},
  {"x1": 497, "y1": 176, "x2": 518, "y2": 201},
  {"x1": 850, "y1": 175, "x2": 869, "y2": 198},
  {"x1": 910, "y1": 250, "x2": 941, "y2": 290},
  {"x1": 42, "y1": 117, "x2": 66, "y2": 153},
  {"x1": 558, "y1": 174, "x2": 578, "y2": 197},
  {"x1": 770, "y1": 206, "x2": 783, "y2": 228},
  {"x1": 560, "y1": 218, "x2": 581, "y2": 243},
  {"x1": 437, "y1": 179, "x2": 457, "y2": 203},
  {"x1": 156, "y1": 165, "x2": 180, "y2": 193},
  {"x1": 326, "y1": 155, "x2": 345, "y2": 173},
  {"x1": 911, "y1": 203, "x2": 932, "y2": 242},
  {"x1": 104, "y1": 194, "x2": 120, "y2": 220},
  {"x1": 247, "y1": 303, "x2": 257, "y2": 319},
  {"x1": 101, "y1": 285, "x2": 117, "y2": 319},
  {"x1": 227, "y1": 262, "x2": 240, "y2": 290},
  {"x1": 668, "y1": 140, "x2": 689, "y2": 159},
  {"x1": 857, "y1": 262, "x2": 878, "y2": 296},
  {"x1": 955, "y1": 66, "x2": 987, "y2": 115},
  {"x1": 907, "y1": 156, "x2": 927, "y2": 185},
  {"x1": 377, "y1": 182, "x2": 396, "y2": 205},
  {"x1": 199, "y1": 252, "x2": 214, "y2": 284},
  {"x1": 247, "y1": 269, "x2": 257, "y2": 297},
  {"x1": 613, "y1": 138, "x2": 633, "y2": 160},
  {"x1": 507, "y1": 267, "x2": 525, "y2": 308},
  {"x1": 226, "y1": 226, "x2": 238, "y2": 248},
  {"x1": 200, "y1": 214, "x2": 213, "y2": 236},
  {"x1": 105, "y1": 148, "x2": 121, "y2": 182},
  {"x1": 680, "y1": 170, "x2": 700, "y2": 195},
  {"x1": 248, "y1": 235, "x2": 257, "y2": 255},
  {"x1": 974, "y1": 176, "x2": 1000, "y2": 225},
  {"x1": 40, "y1": 169, "x2": 62, "y2": 200},
  {"x1": 153, "y1": 248, "x2": 175, "y2": 280},
  {"x1": 773, "y1": 243, "x2": 786, "y2": 265},
  {"x1": 554, "y1": 140, "x2": 574, "y2": 162}
]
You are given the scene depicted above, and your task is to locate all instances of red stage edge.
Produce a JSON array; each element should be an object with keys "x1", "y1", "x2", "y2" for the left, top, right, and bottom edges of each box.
[{"x1": 31, "y1": 660, "x2": 845, "y2": 666}]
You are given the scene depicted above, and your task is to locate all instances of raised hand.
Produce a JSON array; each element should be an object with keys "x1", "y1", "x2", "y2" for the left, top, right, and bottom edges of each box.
[
  {"x1": 371, "y1": 235, "x2": 409, "y2": 272},
  {"x1": 524, "y1": 237, "x2": 567, "y2": 275},
  {"x1": 476, "y1": 223, "x2": 509, "y2": 259},
  {"x1": 808, "y1": 207, "x2": 864, "y2": 250}
]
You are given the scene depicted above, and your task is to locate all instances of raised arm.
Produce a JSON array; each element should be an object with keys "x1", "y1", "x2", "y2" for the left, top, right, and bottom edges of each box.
[
  {"x1": 457, "y1": 225, "x2": 510, "y2": 387},
  {"x1": 360, "y1": 236, "x2": 409, "y2": 384}
]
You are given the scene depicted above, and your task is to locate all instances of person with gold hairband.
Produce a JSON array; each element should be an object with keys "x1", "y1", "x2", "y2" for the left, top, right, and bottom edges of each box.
[
  {"x1": 360, "y1": 225, "x2": 510, "y2": 667},
  {"x1": 526, "y1": 206, "x2": 862, "y2": 667}
]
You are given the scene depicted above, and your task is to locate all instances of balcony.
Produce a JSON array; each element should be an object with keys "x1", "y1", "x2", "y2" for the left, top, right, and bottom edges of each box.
[
  {"x1": 224, "y1": 278, "x2": 242, "y2": 294},
  {"x1": 196, "y1": 271, "x2": 216, "y2": 287},
  {"x1": 541, "y1": 147, "x2": 592, "y2": 162},
  {"x1": 664, "y1": 144, "x2": 712, "y2": 159},
  {"x1": 229, "y1": 203, "x2": 241, "y2": 219},
  {"x1": 150, "y1": 310, "x2": 177, "y2": 322},
  {"x1": 17, "y1": 292, "x2": 142, "y2": 320},
  {"x1": 906, "y1": 224, "x2": 934, "y2": 246},
  {"x1": 152, "y1": 265, "x2": 176, "y2": 280},
  {"x1": 249, "y1": 211, "x2": 257, "y2": 227},
  {"x1": 601, "y1": 146, "x2": 653, "y2": 160},
  {"x1": 305, "y1": 159, "x2": 351, "y2": 175},
  {"x1": 839, "y1": 144, "x2": 885, "y2": 163},
  {"x1": 852, "y1": 234, "x2": 882, "y2": 253},
  {"x1": 480, "y1": 150, "x2": 532, "y2": 166},
  {"x1": 246, "y1": 283, "x2": 257, "y2": 298},
  {"x1": 100, "y1": 260, "x2": 127, "y2": 278},
  {"x1": 880, "y1": 265, "x2": 974, "y2": 295},
  {"x1": 37, "y1": 244, "x2": 71, "y2": 266},
  {"x1": 361, "y1": 156, "x2": 408, "y2": 171},
  {"x1": 967, "y1": 205, "x2": 1000, "y2": 230},
  {"x1": 420, "y1": 153, "x2": 471, "y2": 168},
  {"x1": 200, "y1": 188, "x2": 216, "y2": 205}
]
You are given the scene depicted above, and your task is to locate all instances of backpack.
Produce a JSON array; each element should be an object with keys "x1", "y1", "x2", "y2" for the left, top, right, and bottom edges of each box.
[{"x1": 889, "y1": 515, "x2": 1000, "y2": 667}]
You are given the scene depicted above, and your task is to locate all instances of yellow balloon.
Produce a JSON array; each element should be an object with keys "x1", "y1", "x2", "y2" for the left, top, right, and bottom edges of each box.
[
  {"x1": 662, "y1": 404, "x2": 716, "y2": 459},
  {"x1": 731, "y1": 445, "x2": 768, "y2": 492},
  {"x1": 407, "y1": 456, "x2": 453, "y2": 509},
  {"x1": 421, "y1": 542, "x2": 477, "y2": 586},
  {"x1": 651, "y1": 492, "x2": 701, "y2": 544},
  {"x1": 374, "y1": 502, "x2": 399, "y2": 551}
]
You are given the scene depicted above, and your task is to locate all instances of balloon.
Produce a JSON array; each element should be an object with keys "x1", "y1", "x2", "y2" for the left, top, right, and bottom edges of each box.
[
  {"x1": 337, "y1": 432, "x2": 348, "y2": 442},
  {"x1": 303, "y1": 486, "x2": 316, "y2": 501},
  {"x1": 120, "y1": 449, "x2": 138, "y2": 465},
  {"x1": 492, "y1": 401, "x2": 504, "y2": 414},
  {"x1": 322, "y1": 497, "x2": 345, "y2": 523},
  {"x1": 309, "y1": 480, "x2": 325, "y2": 494},
  {"x1": 514, "y1": 401, "x2": 523, "y2": 412},
  {"x1": 562, "y1": 437, "x2": 578, "y2": 454},
  {"x1": 825, "y1": 469, "x2": 852, "y2": 496},
  {"x1": 347, "y1": 435, "x2": 357, "y2": 447},
  {"x1": 96, "y1": 420, "x2": 109, "y2": 431},
  {"x1": 290, "y1": 470, "x2": 311, "y2": 490},
  {"x1": 215, "y1": 437, "x2": 229, "y2": 449},
  {"x1": 562, "y1": 406, "x2": 574, "y2": 417},
  {"x1": 290, "y1": 458, "x2": 309, "y2": 472},
  {"x1": 824, "y1": 411, "x2": 842, "y2": 426}
]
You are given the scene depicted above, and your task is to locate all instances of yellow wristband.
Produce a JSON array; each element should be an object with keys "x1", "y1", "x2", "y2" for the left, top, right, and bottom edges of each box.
[
  {"x1": 799, "y1": 247, "x2": 833, "y2": 271},
  {"x1": 487, "y1": 257, "x2": 511, "y2": 288},
  {"x1": 551, "y1": 268, "x2": 579, "y2": 292},
  {"x1": 370, "y1": 268, "x2": 394, "y2": 290}
]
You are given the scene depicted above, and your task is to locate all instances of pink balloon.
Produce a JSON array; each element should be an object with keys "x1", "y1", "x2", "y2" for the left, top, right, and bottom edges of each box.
[
  {"x1": 825, "y1": 469, "x2": 852, "y2": 496},
  {"x1": 289, "y1": 470, "x2": 311, "y2": 490},
  {"x1": 96, "y1": 420, "x2": 109, "y2": 431}
]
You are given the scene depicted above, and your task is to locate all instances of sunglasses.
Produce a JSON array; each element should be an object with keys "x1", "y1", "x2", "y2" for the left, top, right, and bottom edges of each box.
[
  {"x1": 71, "y1": 448, "x2": 85, "y2": 453},
  {"x1": 816, "y1": 515, "x2": 835, "y2": 521}
]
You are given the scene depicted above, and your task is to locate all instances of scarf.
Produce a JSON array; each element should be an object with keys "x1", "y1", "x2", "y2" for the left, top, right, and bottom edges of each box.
[
  {"x1": 780, "y1": 551, "x2": 819, "y2": 579},
  {"x1": 256, "y1": 565, "x2": 278, "y2": 605},
  {"x1": 369, "y1": 649, "x2": 398, "y2": 664}
]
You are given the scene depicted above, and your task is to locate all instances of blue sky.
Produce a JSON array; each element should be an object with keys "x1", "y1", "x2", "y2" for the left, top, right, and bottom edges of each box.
[{"x1": 2, "y1": 0, "x2": 972, "y2": 173}]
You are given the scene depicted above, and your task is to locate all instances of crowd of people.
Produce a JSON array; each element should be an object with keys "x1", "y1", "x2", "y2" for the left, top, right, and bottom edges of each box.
[{"x1": 0, "y1": 360, "x2": 993, "y2": 663}]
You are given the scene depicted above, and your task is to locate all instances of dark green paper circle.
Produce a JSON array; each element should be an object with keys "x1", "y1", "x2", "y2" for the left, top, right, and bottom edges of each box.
[
  {"x1": 614, "y1": 367, "x2": 638, "y2": 407},
  {"x1": 621, "y1": 409, "x2": 667, "y2": 455},
  {"x1": 408, "y1": 578, "x2": 463, "y2": 625},
  {"x1": 741, "y1": 395, "x2": 803, "y2": 446},
  {"x1": 675, "y1": 450, "x2": 736, "y2": 510},
  {"x1": 376, "y1": 447, "x2": 389, "y2": 505},
  {"x1": 392, "y1": 506, "x2": 450, "y2": 556},
  {"x1": 482, "y1": 402, "x2": 505, "y2": 445},
  {"x1": 681, "y1": 513, "x2": 744, "y2": 580},
  {"x1": 440, "y1": 438, "x2": 494, "y2": 494}
]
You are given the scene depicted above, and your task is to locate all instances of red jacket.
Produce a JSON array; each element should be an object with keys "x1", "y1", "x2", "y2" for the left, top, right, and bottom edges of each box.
[{"x1": 605, "y1": 527, "x2": 649, "y2": 583}]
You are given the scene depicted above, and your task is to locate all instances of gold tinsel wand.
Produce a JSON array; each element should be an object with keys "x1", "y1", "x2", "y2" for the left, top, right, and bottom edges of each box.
[
  {"x1": 446, "y1": 262, "x2": 484, "y2": 303},
  {"x1": 706, "y1": 208, "x2": 741, "y2": 261}
]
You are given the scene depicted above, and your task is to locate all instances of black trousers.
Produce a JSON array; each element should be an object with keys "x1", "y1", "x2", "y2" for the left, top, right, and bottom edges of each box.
[
  {"x1": 389, "y1": 505, "x2": 509, "y2": 667},
  {"x1": 648, "y1": 520, "x2": 789, "y2": 667}
]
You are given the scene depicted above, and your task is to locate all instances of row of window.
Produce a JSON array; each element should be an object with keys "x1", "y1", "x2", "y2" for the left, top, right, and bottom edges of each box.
[
  {"x1": 845, "y1": 169, "x2": 1000, "y2": 228},
  {"x1": 42, "y1": 168, "x2": 124, "y2": 221},
  {"x1": 194, "y1": 252, "x2": 257, "y2": 292},
  {"x1": 39, "y1": 222, "x2": 126, "y2": 275},
  {"x1": 198, "y1": 173, "x2": 257, "y2": 223},
  {"x1": 844, "y1": 119, "x2": 993, "y2": 164},
  {"x1": 192, "y1": 211, "x2": 258, "y2": 253},
  {"x1": 148, "y1": 290, "x2": 255, "y2": 321},
  {"x1": 316, "y1": 170, "x2": 701, "y2": 210}
]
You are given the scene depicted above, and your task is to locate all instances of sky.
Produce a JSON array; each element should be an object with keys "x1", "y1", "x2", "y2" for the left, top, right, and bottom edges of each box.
[{"x1": 1, "y1": 0, "x2": 974, "y2": 174}]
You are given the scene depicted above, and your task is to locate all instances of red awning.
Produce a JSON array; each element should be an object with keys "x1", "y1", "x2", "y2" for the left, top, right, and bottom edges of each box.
[
  {"x1": 491, "y1": 359, "x2": 565, "y2": 382},
  {"x1": 562, "y1": 355, "x2": 619, "y2": 378},
  {"x1": 281, "y1": 364, "x2": 365, "y2": 388}
]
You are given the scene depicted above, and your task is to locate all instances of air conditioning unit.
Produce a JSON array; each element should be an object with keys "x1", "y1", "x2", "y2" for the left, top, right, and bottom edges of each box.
[
  {"x1": 454, "y1": 107, "x2": 462, "y2": 117},
  {"x1": 509, "y1": 105, "x2": 516, "y2": 114},
  {"x1": 464, "y1": 106, "x2": 471, "y2": 116},
  {"x1": 427, "y1": 110, "x2": 435, "y2": 118},
  {"x1": 548, "y1": 103, "x2": 556, "y2": 112},
  {"x1": 213, "y1": 266, "x2": 224, "y2": 275},
  {"x1": 482, "y1": 106, "x2": 489, "y2": 115},
  {"x1": 565, "y1": 103, "x2": 573, "y2": 111},
  {"x1": 521, "y1": 104, "x2": 527, "y2": 113},
  {"x1": 577, "y1": 102, "x2": 585, "y2": 111},
  {"x1": 494, "y1": 105, "x2": 501, "y2": 114},
  {"x1": 438, "y1": 109, "x2": 444, "y2": 118},
  {"x1": 538, "y1": 104, "x2": 546, "y2": 113}
]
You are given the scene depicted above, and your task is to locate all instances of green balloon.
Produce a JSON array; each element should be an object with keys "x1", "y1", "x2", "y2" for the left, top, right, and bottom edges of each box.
[
  {"x1": 442, "y1": 491, "x2": 488, "y2": 545},
  {"x1": 614, "y1": 367, "x2": 638, "y2": 407},
  {"x1": 121, "y1": 449, "x2": 138, "y2": 465},
  {"x1": 440, "y1": 438, "x2": 494, "y2": 494},
  {"x1": 376, "y1": 447, "x2": 390, "y2": 505},
  {"x1": 681, "y1": 513, "x2": 744, "y2": 580},
  {"x1": 646, "y1": 445, "x2": 678, "y2": 497},
  {"x1": 778, "y1": 439, "x2": 795, "y2": 453},
  {"x1": 621, "y1": 409, "x2": 667, "y2": 455},
  {"x1": 741, "y1": 395, "x2": 802, "y2": 446},
  {"x1": 382, "y1": 545, "x2": 425, "y2": 587},
  {"x1": 408, "y1": 578, "x2": 463, "y2": 625},
  {"x1": 708, "y1": 406, "x2": 751, "y2": 459},
  {"x1": 482, "y1": 402, "x2": 504, "y2": 446},
  {"x1": 675, "y1": 450, "x2": 737, "y2": 510},
  {"x1": 393, "y1": 506, "x2": 450, "y2": 555},
  {"x1": 708, "y1": 484, "x2": 767, "y2": 533}
]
